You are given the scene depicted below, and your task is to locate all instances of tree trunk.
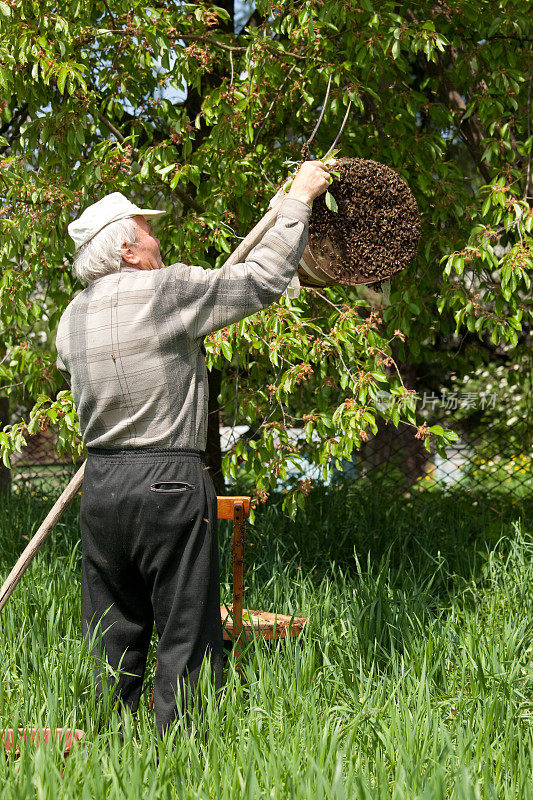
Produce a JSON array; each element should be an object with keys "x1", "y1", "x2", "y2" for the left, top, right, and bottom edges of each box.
[
  {"x1": 206, "y1": 367, "x2": 224, "y2": 495},
  {"x1": 192, "y1": 0, "x2": 243, "y2": 495},
  {"x1": 0, "y1": 396, "x2": 10, "y2": 493},
  {"x1": 361, "y1": 418, "x2": 430, "y2": 486},
  {"x1": 360, "y1": 361, "x2": 431, "y2": 485}
]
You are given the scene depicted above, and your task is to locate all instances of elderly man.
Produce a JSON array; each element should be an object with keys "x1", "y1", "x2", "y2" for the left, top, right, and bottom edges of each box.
[{"x1": 56, "y1": 161, "x2": 330, "y2": 736}]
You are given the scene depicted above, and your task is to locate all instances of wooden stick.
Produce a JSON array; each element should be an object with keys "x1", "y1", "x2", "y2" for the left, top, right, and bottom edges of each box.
[
  {"x1": 0, "y1": 462, "x2": 85, "y2": 612},
  {"x1": 0, "y1": 192, "x2": 292, "y2": 614}
]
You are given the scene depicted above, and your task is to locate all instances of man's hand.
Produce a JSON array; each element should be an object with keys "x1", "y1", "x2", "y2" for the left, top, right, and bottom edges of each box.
[{"x1": 287, "y1": 161, "x2": 331, "y2": 206}]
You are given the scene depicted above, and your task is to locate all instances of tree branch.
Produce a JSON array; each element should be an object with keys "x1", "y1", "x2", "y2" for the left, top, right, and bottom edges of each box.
[
  {"x1": 406, "y1": 8, "x2": 490, "y2": 181},
  {"x1": 179, "y1": 34, "x2": 247, "y2": 53},
  {"x1": 96, "y1": 110, "x2": 125, "y2": 143},
  {"x1": 420, "y1": 51, "x2": 491, "y2": 182}
]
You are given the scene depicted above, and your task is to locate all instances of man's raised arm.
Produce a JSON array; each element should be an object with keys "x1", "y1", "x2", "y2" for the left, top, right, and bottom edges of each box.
[{"x1": 159, "y1": 161, "x2": 331, "y2": 339}]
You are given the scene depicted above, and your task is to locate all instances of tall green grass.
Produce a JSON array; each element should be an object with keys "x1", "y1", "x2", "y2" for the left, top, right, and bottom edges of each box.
[{"x1": 0, "y1": 484, "x2": 531, "y2": 799}]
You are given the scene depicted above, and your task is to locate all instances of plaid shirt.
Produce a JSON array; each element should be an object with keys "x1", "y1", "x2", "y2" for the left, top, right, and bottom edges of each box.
[{"x1": 56, "y1": 197, "x2": 310, "y2": 450}]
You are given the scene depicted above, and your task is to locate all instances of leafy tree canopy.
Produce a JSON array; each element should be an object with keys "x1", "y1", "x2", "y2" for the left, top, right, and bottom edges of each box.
[{"x1": 0, "y1": 0, "x2": 531, "y2": 511}]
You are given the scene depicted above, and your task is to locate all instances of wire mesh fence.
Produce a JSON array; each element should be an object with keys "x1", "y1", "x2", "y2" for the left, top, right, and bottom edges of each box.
[
  {"x1": 9, "y1": 428, "x2": 79, "y2": 496},
  {"x1": 7, "y1": 403, "x2": 531, "y2": 501},
  {"x1": 353, "y1": 418, "x2": 531, "y2": 499},
  {"x1": 348, "y1": 386, "x2": 531, "y2": 503}
]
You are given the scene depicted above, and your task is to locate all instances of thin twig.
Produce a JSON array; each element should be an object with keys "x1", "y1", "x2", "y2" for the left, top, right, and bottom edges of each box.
[
  {"x1": 257, "y1": 161, "x2": 277, "y2": 189},
  {"x1": 278, "y1": 401, "x2": 287, "y2": 430},
  {"x1": 335, "y1": 348, "x2": 359, "y2": 387},
  {"x1": 229, "y1": 48, "x2": 234, "y2": 89},
  {"x1": 257, "y1": 337, "x2": 296, "y2": 368},
  {"x1": 522, "y1": 67, "x2": 533, "y2": 201},
  {"x1": 101, "y1": 0, "x2": 115, "y2": 21},
  {"x1": 230, "y1": 364, "x2": 240, "y2": 445},
  {"x1": 324, "y1": 100, "x2": 352, "y2": 157},
  {"x1": 0, "y1": 381, "x2": 24, "y2": 391},
  {"x1": 307, "y1": 287, "x2": 343, "y2": 312},
  {"x1": 99, "y1": 30, "x2": 127, "y2": 92},
  {"x1": 305, "y1": 74, "x2": 332, "y2": 149},
  {"x1": 252, "y1": 65, "x2": 297, "y2": 146}
]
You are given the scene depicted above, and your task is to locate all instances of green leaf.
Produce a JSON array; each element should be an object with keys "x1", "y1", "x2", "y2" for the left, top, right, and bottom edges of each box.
[
  {"x1": 481, "y1": 196, "x2": 491, "y2": 216},
  {"x1": 324, "y1": 191, "x2": 338, "y2": 212},
  {"x1": 57, "y1": 64, "x2": 69, "y2": 95},
  {"x1": 221, "y1": 340, "x2": 232, "y2": 361},
  {"x1": 430, "y1": 425, "x2": 444, "y2": 436}
]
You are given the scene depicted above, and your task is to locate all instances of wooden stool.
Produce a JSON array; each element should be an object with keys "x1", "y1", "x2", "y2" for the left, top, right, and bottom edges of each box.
[{"x1": 218, "y1": 496, "x2": 306, "y2": 665}]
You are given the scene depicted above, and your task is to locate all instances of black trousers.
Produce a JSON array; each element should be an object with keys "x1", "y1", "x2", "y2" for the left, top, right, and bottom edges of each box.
[{"x1": 80, "y1": 447, "x2": 223, "y2": 736}]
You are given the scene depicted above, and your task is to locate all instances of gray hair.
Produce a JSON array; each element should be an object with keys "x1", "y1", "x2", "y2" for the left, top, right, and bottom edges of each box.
[{"x1": 73, "y1": 217, "x2": 138, "y2": 283}]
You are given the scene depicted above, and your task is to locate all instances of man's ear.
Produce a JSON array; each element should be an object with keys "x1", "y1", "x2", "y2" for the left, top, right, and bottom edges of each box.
[{"x1": 121, "y1": 243, "x2": 140, "y2": 266}]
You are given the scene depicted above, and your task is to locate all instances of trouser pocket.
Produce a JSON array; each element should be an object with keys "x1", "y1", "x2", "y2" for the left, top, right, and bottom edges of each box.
[{"x1": 150, "y1": 481, "x2": 197, "y2": 493}]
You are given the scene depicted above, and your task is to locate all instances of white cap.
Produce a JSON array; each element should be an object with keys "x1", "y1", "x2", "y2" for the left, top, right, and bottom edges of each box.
[{"x1": 68, "y1": 192, "x2": 166, "y2": 250}]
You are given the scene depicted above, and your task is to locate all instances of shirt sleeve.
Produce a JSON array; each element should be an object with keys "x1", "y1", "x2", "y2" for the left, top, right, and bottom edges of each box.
[{"x1": 160, "y1": 196, "x2": 311, "y2": 339}]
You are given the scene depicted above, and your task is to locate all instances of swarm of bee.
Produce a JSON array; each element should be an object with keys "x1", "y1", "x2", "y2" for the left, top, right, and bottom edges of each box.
[{"x1": 306, "y1": 157, "x2": 421, "y2": 286}]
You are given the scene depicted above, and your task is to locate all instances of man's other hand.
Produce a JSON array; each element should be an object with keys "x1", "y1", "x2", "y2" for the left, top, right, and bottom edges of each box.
[{"x1": 287, "y1": 161, "x2": 331, "y2": 206}]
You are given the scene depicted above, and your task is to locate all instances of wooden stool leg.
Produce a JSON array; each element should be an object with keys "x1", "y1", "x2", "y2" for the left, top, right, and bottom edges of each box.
[{"x1": 232, "y1": 501, "x2": 246, "y2": 676}]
